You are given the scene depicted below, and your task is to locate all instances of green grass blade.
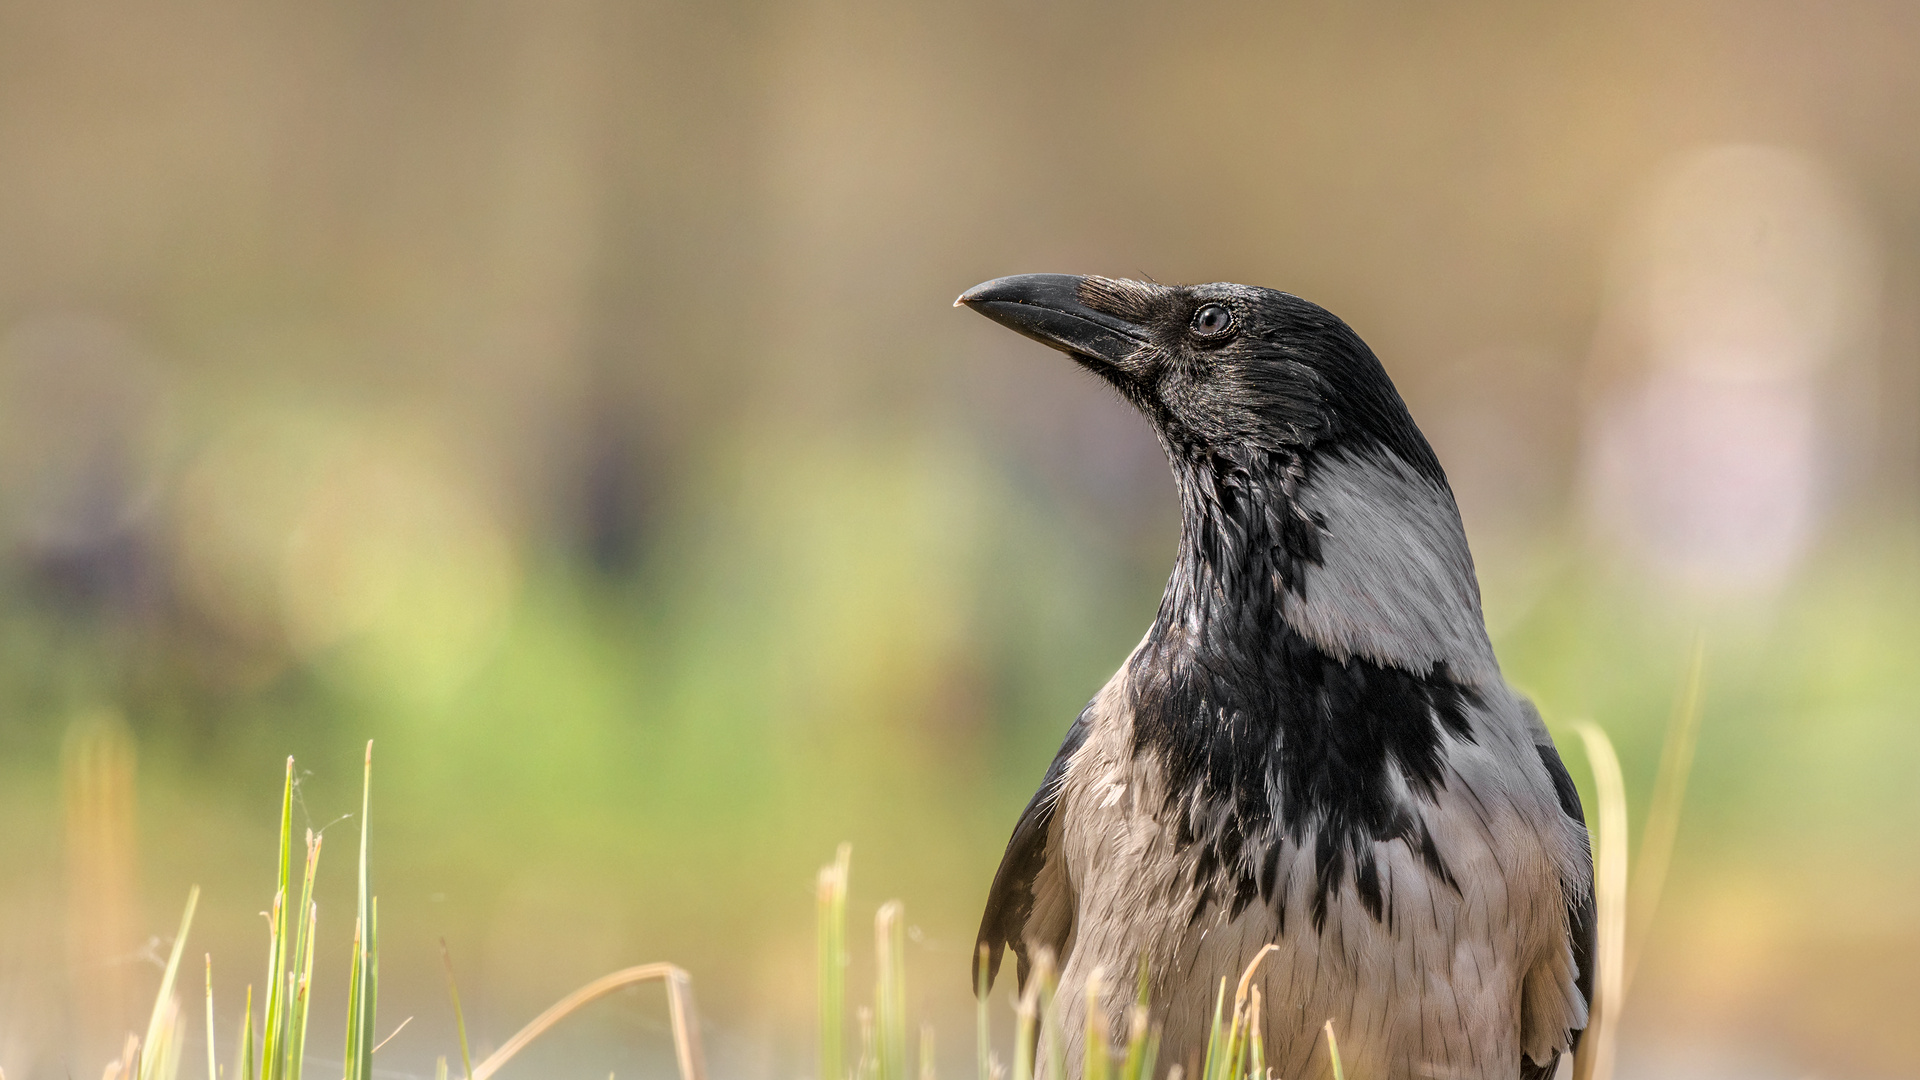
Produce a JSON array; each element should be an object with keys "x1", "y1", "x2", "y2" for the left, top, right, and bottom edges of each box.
[
  {"x1": 259, "y1": 893, "x2": 282, "y2": 1080},
  {"x1": 146, "y1": 1009, "x2": 186, "y2": 1080},
  {"x1": 1083, "y1": 971, "x2": 1109, "y2": 1080},
  {"x1": 441, "y1": 939, "x2": 476, "y2": 1080},
  {"x1": 1200, "y1": 979, "x2": 1225, "y2": 1080},
  {"x1": 344, "y1": 742, "x2": 378, "y2": 1080},
  {"x1": 1010, "y1": 977, "x2": 1037, "y2": 1080},
  {"x1": 237, "y1": 985, "x2": 255, "y2": 1080},
  {"x1": 343, "y1": 921, "x2": 364, "y2": 1079},
  {"x1": 287, "y1": 898, "x2": 316, "y2": 1080},
  {"x1": 1322, "y1": 1020, "x2": 1344, "y2": 1080},
  {"x1": 285, "y1": 831, "x2": 321, "y2": 1080},
  {"x1": 369, "y1": 897, "x2": 381, "y2": 1064},
  {"x1": 140, "y1": 886, "x2": 200, "y2": 1080},
  {"x1": 918, "y1": 1023, "x2": 937, "y2": 1080},
  {"x1": 1219, "y1": 1007, "x2": 1243, "y2": 1080},
  {"x1": 261, "y1": 758, "x2": 295, "y2": 1080},
  {"x1": 1118, "y1": 1006, "x2": 1147, "y2": 1080}
]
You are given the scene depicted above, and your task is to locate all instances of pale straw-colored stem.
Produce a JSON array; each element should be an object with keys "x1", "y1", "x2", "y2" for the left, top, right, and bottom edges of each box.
[
  {"x1": 1572, "y1": 722, "x2": 1630, "y2": 1080},
  {"x1": 470, "y1": 963, "x2": 706, "y2": 1080}
]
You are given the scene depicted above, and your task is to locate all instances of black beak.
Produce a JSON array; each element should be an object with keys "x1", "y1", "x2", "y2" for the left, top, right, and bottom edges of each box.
[{"x1": 956, "y1": 274, "x2": 1148, "y2": 369}]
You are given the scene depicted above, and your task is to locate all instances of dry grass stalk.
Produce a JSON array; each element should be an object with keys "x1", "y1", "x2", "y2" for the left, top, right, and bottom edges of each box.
[
  {"x1": 468, "y1": 963, "x2": 707, "y2": 1080},
  {"x1": 876, "y1": 902, "x2": 910, "y2": 1080},
  {"x1": 820, "y1": 846, "x2": 851, "y2": 1080},
  {"x1": 1571, "y1": 722, "x2": 1629, "y2": 1080}
]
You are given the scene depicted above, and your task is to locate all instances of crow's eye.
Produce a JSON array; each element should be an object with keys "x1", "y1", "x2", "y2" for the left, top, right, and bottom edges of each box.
[{"x1": 1190, "y1": 303, "x2": 1234, "y2": 340}]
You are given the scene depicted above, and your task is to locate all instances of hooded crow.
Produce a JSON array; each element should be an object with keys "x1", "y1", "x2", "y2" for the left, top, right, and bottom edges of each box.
[{"x1": 959, "y1": 275, "x2": 1593, "y2": 1080}]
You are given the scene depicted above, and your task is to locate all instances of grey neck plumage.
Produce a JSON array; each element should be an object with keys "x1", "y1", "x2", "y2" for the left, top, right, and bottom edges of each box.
[{"x1": 1279, "y1": 446, "x2": 1498, "y2": 686}]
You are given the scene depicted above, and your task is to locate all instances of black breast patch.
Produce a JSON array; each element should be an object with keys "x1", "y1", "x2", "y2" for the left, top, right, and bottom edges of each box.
[{"x1": 1131, "y1": 447, "x2": 1478, "y2": 931}]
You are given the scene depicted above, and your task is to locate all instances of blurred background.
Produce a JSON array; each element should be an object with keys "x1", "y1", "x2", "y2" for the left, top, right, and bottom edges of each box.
[{"x1": 0, "y1": 1, "x2": 1916, "y2": 1077}]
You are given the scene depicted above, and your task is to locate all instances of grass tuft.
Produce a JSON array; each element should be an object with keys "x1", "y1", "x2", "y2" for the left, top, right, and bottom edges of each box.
[
  {"x1": 90, "y1": 649, "x2": 1677, "y2": 1080},
  {"x1": 136, "y1": 886, "x2": 198, "y2": 1080},
  {"x1": 342, "y1": 741, "x2": 378, "y2": 1080}
]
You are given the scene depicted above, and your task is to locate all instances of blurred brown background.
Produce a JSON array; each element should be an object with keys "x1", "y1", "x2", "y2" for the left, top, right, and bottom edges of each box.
[{"x1": 0, "y1": 1, "x2": 1917, "y2": 1078}]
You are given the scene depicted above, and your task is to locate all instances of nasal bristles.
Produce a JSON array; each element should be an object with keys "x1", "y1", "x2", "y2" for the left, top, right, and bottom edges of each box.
[{"x1": 1078, "y1": 275, "x2": 1162, "y2": 322}]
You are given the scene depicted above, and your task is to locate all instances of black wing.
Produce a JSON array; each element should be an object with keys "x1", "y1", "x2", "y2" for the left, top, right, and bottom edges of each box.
[
  {"x1": 1522, "y1": 740, "x2": 1597, "y2": 1080},
  {"x1": 973, "y1": 704, "x2": 1091, "y2": 993}
]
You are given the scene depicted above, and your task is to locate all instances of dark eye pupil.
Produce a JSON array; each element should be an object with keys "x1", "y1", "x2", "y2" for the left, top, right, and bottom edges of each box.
[{"x1": 1193, "y1": 304, "x2": 1232, "y2": 337}]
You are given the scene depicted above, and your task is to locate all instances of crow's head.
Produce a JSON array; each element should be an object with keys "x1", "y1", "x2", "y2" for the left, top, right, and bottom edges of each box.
[{"x1": 957, "y1": 273, "x2": 1444, "y2": 490}]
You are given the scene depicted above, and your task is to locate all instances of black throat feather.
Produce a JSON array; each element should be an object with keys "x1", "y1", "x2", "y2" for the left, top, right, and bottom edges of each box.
[{"x1": 1128, "y1": 443, "x2": 1478, "y2": 932}]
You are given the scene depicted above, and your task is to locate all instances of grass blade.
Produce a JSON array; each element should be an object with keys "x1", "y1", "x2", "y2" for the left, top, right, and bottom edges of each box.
[
  {"x1": 440, "y1": 939, "x2": 476, "y2": 1080},
  {"x1": 1224, "y1": 946, "x2": 1275, "y2": 1080},
  {"x1": 975, "y1": 945, "x2": 991, "y2": 1080},
  {"x1": 286, "y1": 831, "x2": 322, "y2": 1080},
  {"x1": 1246, "y1": 987, "x2": 1264, "y2": 1080},
  {"x1": 875, "y1": 902, "x2": 908, "y2": 1080},
  {"x1": 1572, "y1": 721, "x2": 1629, "y2": 1080},
  {"x1": 1199, "y1": 979, "x2": 1225, "y2": 1080},
  {"x1": 1321, "y1": 1021, "x2": 1344, "y2": 1080},
  {"x1": 261, "y1": 758, "x2": 295, "y2": 1080},
  {"x1": 342, "y1": 919, "x2": 363, "y2": 1080},
  {"x1": 205, "y1": 956, "x2": 217, "y2": 1080},
  {"x1": 287, "y1": 896, "x2": 316, "y2": 1080},
  {"x1": 855, "y1": 1008, "x2": 876, "y2": 1080},
  {"x1": 663, "y1": 965, "x2": 708, "y2": 1080},
  {"x1": 344, "y1": 742, "x2": 377, "y2": 1080},
  {"x1": 1010, "y1": 974, "x2": 1037, "y2": 1080},
  {"x1": 236, "y1": 985, "x2": 255, "y2": 1080},
  {"x1": 1083, "y1": 969, "x2": 1108, "y2": 1080},
  {"x1": 819, "y1": 846, "x2": 850, "y2": 1080},
  {"x1": 468, "y1": 963, "x2": 707, "y2": 1080},
  {"x1": 1118, "y1": 1005, "x2": 1147, "y2": 1080},
  {"x1": 139, "y1": 886, "x2": 200, "y2": 1080},
  {"x1": 166, "y1": 1013, "x2": 186, "y2": 1080}
]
